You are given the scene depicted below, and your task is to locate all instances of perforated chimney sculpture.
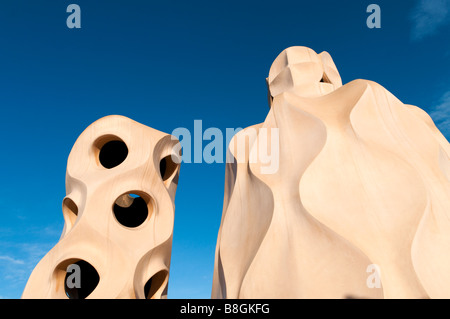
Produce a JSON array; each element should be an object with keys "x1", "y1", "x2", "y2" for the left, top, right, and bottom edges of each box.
[
  {"x1": 212, "y1": 46, "x2": 450, "y2": 299},
  {"x1": 22, "y1": 115, "x2": 180, "y2": 299}
]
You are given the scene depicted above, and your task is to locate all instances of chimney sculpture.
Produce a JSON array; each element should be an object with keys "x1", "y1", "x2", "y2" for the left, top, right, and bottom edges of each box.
[
  {"x1": 212, "y1": 46, "x2": 450, "y2": 299},
  {"x1": 22, "y1": 115, "x2": 180, "y2": 299}
]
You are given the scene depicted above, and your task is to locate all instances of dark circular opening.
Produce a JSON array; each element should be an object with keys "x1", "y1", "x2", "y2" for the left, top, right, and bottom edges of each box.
[
  {"x1": 64, "y1": 260, "x2": 100, "y2": 299},
  {"x1": 160, "y1": 155, "x2": 178, "y2": 181},
  {"x1": 62, "y1": 198, "x2": 78, "y2": 227},
  {"x1": 144, "y1": 270, "x2": 168, "y2": 299},
  {"x1": 113, "y1": 193, "x2": 149, "y2": 228},
  {"x1": 99, "y1": 140, "x2": 128, "y2": 169}
]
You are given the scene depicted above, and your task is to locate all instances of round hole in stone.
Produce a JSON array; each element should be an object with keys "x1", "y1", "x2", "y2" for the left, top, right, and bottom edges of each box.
[
  {"x1": 160, "y1": 155, "x2": 178, "y2": 181},
  {"x1": 144, "y1": 270, "x2": 168, "y2": 299},
  {"x1": 113, "y1": 193, "x2": 149, "y2": 228},
  {"x1": 64, "y1": 260, "x2": 100, "y2": 299},
  {"x1": 97, "y1": 138, "x2": 128, "y2": 169},
  {"x1": 62, "y1": 197, "x2": 78, "y2": 227}
]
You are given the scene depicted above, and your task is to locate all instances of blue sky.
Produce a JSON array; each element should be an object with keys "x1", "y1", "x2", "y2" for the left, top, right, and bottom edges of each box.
[{"x1": 0, "y1": 0, "x2": 449, "y2": 299}]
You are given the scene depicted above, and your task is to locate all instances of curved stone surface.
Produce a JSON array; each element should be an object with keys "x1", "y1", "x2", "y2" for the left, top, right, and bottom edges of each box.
[
  {"x1": 213, "y1": 46, "x2": 450, "y2": 299},
  {"x1": 22, "y1": 115, "x2": 180, "y2": 299}
]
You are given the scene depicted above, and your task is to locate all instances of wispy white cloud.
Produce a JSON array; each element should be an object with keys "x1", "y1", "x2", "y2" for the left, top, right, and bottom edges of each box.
[
  {"x1": 0, "y1": 255, "x2": 24, "y2": 265},
  {"x1": 0, "y1": 241, "x2": 56, "y2": 298},
  {"x1": 429, "y1": 91, "x2": 450, "y2": 138},
  {"x1": 410, "y1": 0, "x2": 450, "y2": 41}
]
